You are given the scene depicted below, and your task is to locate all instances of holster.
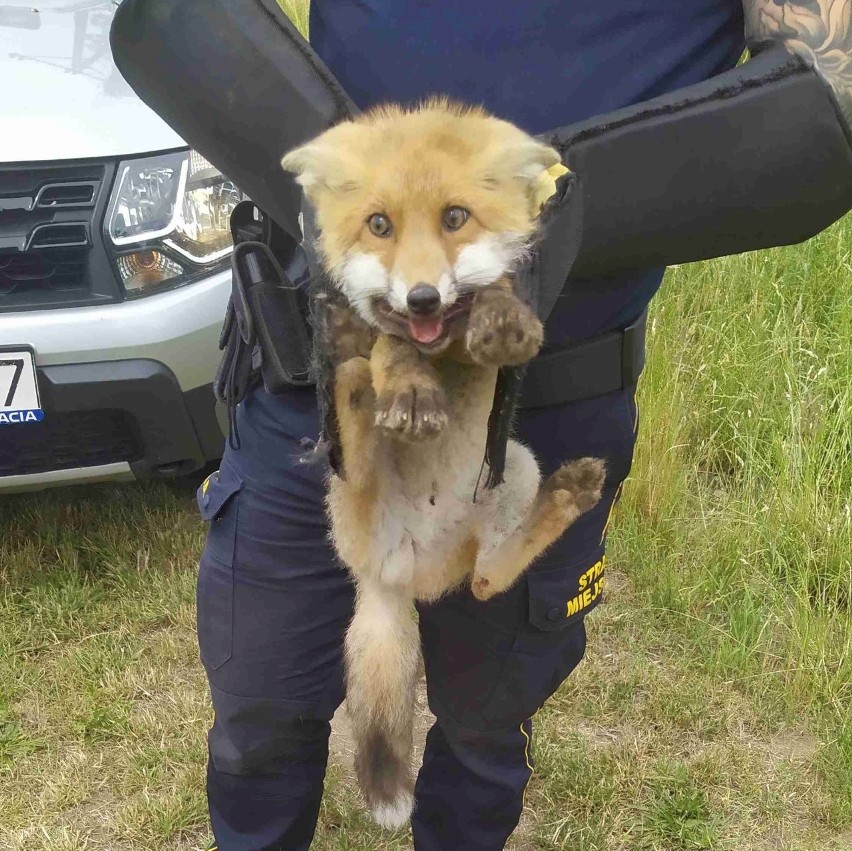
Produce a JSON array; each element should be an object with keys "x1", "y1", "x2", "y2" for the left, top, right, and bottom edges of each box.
[{"x1": 214, "y1": 202, "x2": 314, "y2": 446}]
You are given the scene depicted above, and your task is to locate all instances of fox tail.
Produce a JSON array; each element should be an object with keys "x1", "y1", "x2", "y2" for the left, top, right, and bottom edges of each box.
[{"x1": 345, "y1": 581, "x2": 419, "y2": 829}]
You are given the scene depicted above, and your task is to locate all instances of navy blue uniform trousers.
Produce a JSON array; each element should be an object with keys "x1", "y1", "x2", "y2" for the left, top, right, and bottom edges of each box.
[{"x1": 196, "y1": 371, "x2": 639, "y2": 851}]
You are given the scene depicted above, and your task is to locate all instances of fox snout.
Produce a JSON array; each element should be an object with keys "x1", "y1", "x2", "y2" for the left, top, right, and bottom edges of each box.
[
  {"x1": 406, "y1": 284, "x2": 442, "y2": 315},
  {"x1": 399, "y1": 282, "x2": 456, "y2": 346}
]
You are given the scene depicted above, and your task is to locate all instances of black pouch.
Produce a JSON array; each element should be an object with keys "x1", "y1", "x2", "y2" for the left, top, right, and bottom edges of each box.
[
  {"x1": 233, "y1": 241, "x2": 313, "y2": 393},
  {"x1": 214, "y1": 202, "x2": 316, "y2": 446}
]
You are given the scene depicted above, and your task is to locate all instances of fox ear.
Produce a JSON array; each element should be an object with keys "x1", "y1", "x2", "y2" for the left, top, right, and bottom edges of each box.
[
  {"x1": 478, "y1": 135, "x2": 562, "y2": 191},
  {"x1": 281, "y1": 142, "x2": 329, "y2": 193},
  {"x1": 515, "y1": 143, "x2": 567, "y2": 214},
  {"x1": 281, "y1": 140, "x2": 358, "y2": 196},
  {"x1": 510, "y1": 140, "x2": 562, "y2": 182}
]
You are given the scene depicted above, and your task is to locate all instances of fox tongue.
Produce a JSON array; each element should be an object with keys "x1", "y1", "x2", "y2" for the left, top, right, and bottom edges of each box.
[{"x1": 408, "y1": 315, "x2": 444, "y2": 344}]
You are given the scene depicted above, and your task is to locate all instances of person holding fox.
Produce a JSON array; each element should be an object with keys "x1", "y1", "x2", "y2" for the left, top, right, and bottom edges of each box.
[{"x1": 107, "y1": 0, "x2": 852, "y2": 849}]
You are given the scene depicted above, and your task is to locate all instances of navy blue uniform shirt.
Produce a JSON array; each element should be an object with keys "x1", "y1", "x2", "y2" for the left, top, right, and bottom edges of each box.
[{"x1": 310, "y1": 0, "x2": 745, "y2": 343}]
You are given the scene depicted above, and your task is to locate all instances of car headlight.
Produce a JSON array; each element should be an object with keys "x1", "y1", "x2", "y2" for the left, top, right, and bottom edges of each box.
[{"x1": 105, "y1": 149, "x2": 243, "y2": 297}]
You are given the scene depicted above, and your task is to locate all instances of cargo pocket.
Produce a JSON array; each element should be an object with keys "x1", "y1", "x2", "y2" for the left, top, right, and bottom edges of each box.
[
  {"x1": 481, "y1": 551, "x2": 606, "y2": 727},
  {"x1": 528, "y1": 548, "x2": 608, "y2": 631},
  {"x1": 196, "y1": 466, "x2": 243, "y2": 671}
]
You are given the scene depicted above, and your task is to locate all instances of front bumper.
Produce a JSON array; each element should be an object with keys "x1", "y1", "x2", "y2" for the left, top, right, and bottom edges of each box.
[
  {"x1": 0, "y1": 271, "x2": 231, "y2": 492},
  {"x1": 0, "y1": 360, "x2": 223, "y2": 493}
]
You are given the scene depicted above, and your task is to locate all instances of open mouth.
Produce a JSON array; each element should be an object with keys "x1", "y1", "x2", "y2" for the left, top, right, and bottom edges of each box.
[{"x1": 373, "y1": 294, "x2": 474, "y2": 347}]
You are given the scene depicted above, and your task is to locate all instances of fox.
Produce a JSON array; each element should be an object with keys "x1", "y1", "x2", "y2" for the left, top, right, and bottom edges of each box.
[{"x1": 281, "y1": 99, "x2": 605, "y2": 829}]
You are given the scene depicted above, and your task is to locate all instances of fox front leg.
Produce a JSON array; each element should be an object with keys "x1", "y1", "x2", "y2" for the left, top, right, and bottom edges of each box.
[
  {"x1": 370, "y1": 334, "x2": 449, "y2": 441},
  {"x1": 333, "y1": 356, "x2": 379, "y2": 491},
  {"x1": 465, "y1": 285, "x2": 544, "y2": 367}
]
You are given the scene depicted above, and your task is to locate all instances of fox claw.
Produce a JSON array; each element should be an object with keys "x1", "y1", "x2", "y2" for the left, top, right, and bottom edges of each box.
[
  {"x1": 471, "y1": 571, "x2": 516, "y2": 601},
  {"x1": 375, "y1": 384, "x2": 448, "y2": 440},
  {"x1": 471, "y1": 575, "x2": 493, "y2": 600}
]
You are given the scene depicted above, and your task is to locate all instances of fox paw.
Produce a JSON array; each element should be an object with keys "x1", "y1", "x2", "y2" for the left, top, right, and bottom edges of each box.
[
  {"x1": 470, "y1": 569, "x2": 519, "y2": 601},
  {"x1": 375, "y1": 383, "x2": 448, "y2": 440},
  {"x1": 544, "y1": 457, "x2": 606, "y2": 514},
  {"x1": 471, "y1": 573, "x2": 495, "y2": 601},
  {"x1": 465, "y1": 289, "x2": 543, "y2": 366}
]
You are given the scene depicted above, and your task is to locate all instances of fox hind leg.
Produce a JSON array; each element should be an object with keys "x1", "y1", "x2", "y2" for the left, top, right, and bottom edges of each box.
[{"x1": 472, "y1": 457, "x2": 606, "y2": 601}]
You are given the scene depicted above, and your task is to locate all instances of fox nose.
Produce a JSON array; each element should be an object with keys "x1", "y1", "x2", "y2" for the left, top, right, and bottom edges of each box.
[{"x1": 407, "y1": 284, "x2": 441, "y2": 315}]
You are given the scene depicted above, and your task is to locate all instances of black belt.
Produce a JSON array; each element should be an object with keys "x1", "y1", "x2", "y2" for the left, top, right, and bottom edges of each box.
[{"x1": 519, "y1": 309, "x2": 647, "y2": 409}]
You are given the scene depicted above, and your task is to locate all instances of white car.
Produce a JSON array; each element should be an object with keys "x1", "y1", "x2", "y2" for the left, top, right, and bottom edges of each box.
[{"x1": 0, "y1": 1, "x2": 238, "y2": 492}]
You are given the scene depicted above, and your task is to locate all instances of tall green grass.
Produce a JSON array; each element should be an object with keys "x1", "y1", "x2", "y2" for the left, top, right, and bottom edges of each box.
[{"x1": 615, "y1": 216, "x2": 852, "y2": 825}]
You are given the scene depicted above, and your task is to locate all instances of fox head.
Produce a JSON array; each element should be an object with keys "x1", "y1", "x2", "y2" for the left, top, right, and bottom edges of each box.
[{"x1": 281, "y1": 99, "x2": 561, "y2": 352}]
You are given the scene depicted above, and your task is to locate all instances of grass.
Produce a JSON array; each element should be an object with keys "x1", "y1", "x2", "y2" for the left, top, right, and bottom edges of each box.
[
  {"x1": 2, "y1": 4, "x2": 850, "y2": 846},
  {"x1": 1, "y1": 212, "x2": 848, "y2": 849},
  {"x1": 277, "y1": 0, "x2": 309, "y2": 35}
]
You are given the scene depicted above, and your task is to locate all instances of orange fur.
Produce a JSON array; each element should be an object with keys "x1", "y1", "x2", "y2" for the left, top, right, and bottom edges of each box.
[
  {"x1": 284, "y1": 98, "x2": 555, "y2": 249},
  {"x1": 282, "y1": 100, "x2": 603, "y2": 829}
]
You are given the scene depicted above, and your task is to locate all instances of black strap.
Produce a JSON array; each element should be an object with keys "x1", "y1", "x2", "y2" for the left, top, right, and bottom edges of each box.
[
  {"x1": 483, "y1": 171, "x2": 585, "y2": 487},
  {"x1": 527, "y1": 171, "x2": 585, "y2": 324},
  {"x1": 519, "y1": 310, "x2": 646, "y2": 409}
]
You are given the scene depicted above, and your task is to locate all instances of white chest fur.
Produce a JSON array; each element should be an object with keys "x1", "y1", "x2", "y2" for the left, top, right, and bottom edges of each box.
[{"x1": 354, "y1": 360, "x2": 541, "y2": 598}]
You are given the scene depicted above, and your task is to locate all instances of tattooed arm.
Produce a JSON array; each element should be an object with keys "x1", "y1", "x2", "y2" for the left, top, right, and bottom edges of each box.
[{"x1": 744, "y1": 0, "x2": 852, "y2": 124}]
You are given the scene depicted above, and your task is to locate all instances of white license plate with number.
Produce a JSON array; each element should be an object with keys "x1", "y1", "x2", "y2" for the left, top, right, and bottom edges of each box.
[{"x1": 0, "y1": 349, "x2": 44, "y2": 425}]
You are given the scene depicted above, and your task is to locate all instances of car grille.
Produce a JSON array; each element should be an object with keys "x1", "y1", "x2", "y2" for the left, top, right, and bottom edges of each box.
[
  {"x1": 0, "y1": 409, "x2": 143, "y2": 477},
  {"x1": 0, "y1": 246, "x2": 89, "y2": 295},
  {"x1": 0, "y1": 162, "x2": 121, "y2": 312}
]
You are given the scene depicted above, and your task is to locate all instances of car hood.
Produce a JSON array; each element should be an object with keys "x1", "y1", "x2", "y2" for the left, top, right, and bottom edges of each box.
[{"x1": 0, "y1": 0, "x2": 185, "y2": 162}]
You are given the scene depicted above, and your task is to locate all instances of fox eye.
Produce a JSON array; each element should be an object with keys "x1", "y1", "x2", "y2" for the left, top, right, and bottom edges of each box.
[
  {"x1": 367, "y1": 213, "x2": 392, "y2": 238},
  {"x1": 442, "y1": 206, "x2": 469, "y2": 231}
]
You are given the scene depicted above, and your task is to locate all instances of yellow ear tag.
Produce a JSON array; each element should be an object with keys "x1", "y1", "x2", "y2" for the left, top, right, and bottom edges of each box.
[{"x1": 532, "y1": 162, "x2": 570, "y2": 211}]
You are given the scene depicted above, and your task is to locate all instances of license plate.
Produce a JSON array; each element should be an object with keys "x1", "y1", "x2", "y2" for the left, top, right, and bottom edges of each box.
[{"x1": 0, "y1": 348, "x2": 44, "y2": 425}]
